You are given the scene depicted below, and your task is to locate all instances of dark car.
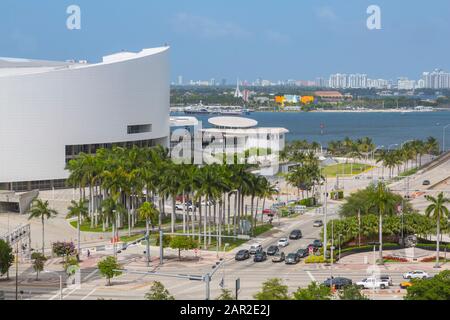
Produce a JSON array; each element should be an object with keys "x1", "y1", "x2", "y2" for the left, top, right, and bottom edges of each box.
[
  {"x1": 422, "y1": 180, "x2": 431, "y2": 186},
  {"x1": 267, "y1": 245, "x2": 280, "y2": 256},
  {"x1": 289, "y1": 229, "x2": 302, "y2": 240},
  {"x1": 235, "y1": 249, "x2": 250, "y2": 261},
  {"x1": 254, "y1": 251, "x2": 267, "y2": 262},
  {"x1": 296, "y1": 248, "x2": 309, "y2": 258},
  {"x1": 313, "y1": 239, "x2": 323, "y2": 248},
  {"x1": 322, "y1": 277, "x2": 353, "y2": 289},
  {"x1": 272, "y1": 252, "x2": 285, "y2": 263},
  {"x1": 285, "y1": 253, "x2": 300, "y2": 264}
]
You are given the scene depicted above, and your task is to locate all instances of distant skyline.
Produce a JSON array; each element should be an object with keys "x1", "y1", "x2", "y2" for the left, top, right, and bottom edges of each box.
[{"x1": 1, "y1": 0, "x2": 449, "y2": 80}]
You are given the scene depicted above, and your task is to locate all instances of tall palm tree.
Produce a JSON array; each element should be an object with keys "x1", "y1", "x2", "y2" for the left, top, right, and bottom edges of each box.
[
  {"x1": 369, "y1": 182, "x2": 396, "y2": 263},
  {"x1": 67, "y1": 199, "x2": 88, "y2": 257},
  {"x1": 425, "y1": 192, "x2": 449, "y2": 268},
  {"x1": 28, "y1": 199, "x2": 59, "y2": 255},
  {"x1": 138, "y1": 201, "x2": 159, "y2": 267}
]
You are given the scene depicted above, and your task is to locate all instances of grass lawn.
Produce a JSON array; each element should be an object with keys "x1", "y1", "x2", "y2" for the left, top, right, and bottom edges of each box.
[
  {"x1": 399, "y1": 167, "x2": 419, "y2": 177},
  {"x1": 322, "y1": 163, "x2": 373, "y2": 177}
]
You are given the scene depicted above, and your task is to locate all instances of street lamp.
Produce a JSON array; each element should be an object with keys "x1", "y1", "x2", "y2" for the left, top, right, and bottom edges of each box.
[
  {"x1": 443, "y1": 124, "x2": 450, "y2": 153},
  {"x1": 338, "y1": 234, "x2": 343, "y2": 261}
]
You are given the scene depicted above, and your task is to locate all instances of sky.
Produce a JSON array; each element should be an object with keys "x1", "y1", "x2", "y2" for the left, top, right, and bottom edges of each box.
[{"x1": 0, "y1": 0, "x2": 449, "y2": 82}]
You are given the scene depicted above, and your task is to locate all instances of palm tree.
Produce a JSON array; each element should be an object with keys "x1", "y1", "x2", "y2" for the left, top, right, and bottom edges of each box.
[
  {"x1": 28, "y1": 199, "x2": 59, "y2": 255},
  {"x1": 67, "y1": 199, "x2": 88, "y2": 257},
  {"x1": 138, "y1": 201, "x2": 159, "y2": 267},
  {"x1": 425, "y1": 192, "x2": 449, "y2": 268},
  {"x1": 369, "y1": 182, "x2": 396, "y2": 264}
]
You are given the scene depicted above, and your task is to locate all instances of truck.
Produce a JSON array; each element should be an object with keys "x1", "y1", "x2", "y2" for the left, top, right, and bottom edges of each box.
[{"x1": 356, "y1": 277, "x2": 390, "y2": 289}]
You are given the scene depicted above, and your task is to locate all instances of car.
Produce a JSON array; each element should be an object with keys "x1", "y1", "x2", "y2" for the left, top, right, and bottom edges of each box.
[
  {"x1": 235, "y1": 249, "x2": 250, "y2": 261},
  {"x1": 422, "y1": 180, "x2": 431, "y2": 186},
  {"x1": 323, "y1": 277, "x2": 352, "y2": 289},
  {"x1": 400, "y1": 281, "x2": 413, "y2": 289},
  {"x1": 263, "y1": 209, "x2": 273, "y2": 215},
  {"x1": 253, "y1": 251, "x2": 267, "y2": 262},
  {"x1": 278, "y1": 238, "x2": 289, "y2": 247},
  {"x1": 403, "y1": 270, "x2": 429, "y2": 279},
  {"x1": 313, "y1": 239, "x2": 323, "y2": 248},
  {"x1": 285, "y1": 253, "x2": 300, "y2": 264},
  {"x1": 296, "y1": 248, "x2": 309, "y2": 258},
  {"x1": 313, "y1": 220, "x2": 323, "y2": 227},
  {"x1": 267, "y1": 245, "x2": 279, "y2": 256},
  {"x1": 272, "y1": 252, "x2": 285, "y2": 263},
  {"x1": 289, "y1": 229, "x2": 302, "y2": 240},
  {"x1": 249, "y1": 243, "x2": 263, "y2": 255},
  {"x1": 380, "y1": 275, "x2": 394, "y2": 286},
  {"x1": 356, "y1": 277, "x2": 390, "y2": 289}
]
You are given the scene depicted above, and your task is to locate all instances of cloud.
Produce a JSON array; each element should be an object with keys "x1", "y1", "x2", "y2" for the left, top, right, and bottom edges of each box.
[
  {"x1": 171, "y1": 13, "x2": 251, "y2": 39},
  {"x1": 316, "y1": 6, "x2": 337, "y2": 21},
  {"x1": 265, "y1": 30, "x2": 291, "y2": 44}
]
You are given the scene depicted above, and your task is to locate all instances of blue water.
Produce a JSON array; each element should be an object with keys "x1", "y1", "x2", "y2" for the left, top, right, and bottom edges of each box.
[{"x1": 172, "y1": 111, "x2": 450, "y2": 148}]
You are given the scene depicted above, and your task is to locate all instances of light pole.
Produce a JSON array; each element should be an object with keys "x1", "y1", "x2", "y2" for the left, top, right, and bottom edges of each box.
[
  {"x1": 323, "y1": 177, "x2": 328, "y2": 259},
  {"x1": 112, "y1": 209, "x2": 117, "y2": 257},
  {"x1": 443, "y1": 124, "x2": 450, "y2": 153},
  {"x1": 338, "y1": 234, "x2": 343, "y2": 261}
]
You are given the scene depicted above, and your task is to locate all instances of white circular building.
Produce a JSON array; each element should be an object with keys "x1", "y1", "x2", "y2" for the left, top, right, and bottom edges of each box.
[{"x1": 0, "y1": 47, "x2": 170, "y2": 191}]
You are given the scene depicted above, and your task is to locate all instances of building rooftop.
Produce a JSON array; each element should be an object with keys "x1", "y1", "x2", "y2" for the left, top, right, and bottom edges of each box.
[
  {"x1": 208, "y1": 116, "x2": 258, "y2": 129},
  {"x1": 170, "y1": 116, "x2": 199, "y2": 127},
  {"x1": 0, "y1": 46, "x2": 169, "y2": 78}
]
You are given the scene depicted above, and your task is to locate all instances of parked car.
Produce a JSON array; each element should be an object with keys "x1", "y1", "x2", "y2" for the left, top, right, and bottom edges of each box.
[
  {"x1": 400, "y1": 281, "x2": 413, "y2": 289},
  {"x1": 278, "y1": 238, "x2": 289, "y2": 247},
  {"x1": 403, "y1": 270, "x2": 429, "y2": 279},
  {"x1": 296, "y1": 248, "x2": 309, "y2": 258},
  {"x1": 267, "y1": 245, "x2": 279, "y2": 256},
  {"x1": 289, "y1": 229, "x2": 302, "y2": 240},
  {"x1": 235, "y1": 250, "x2": 250, "y2": 261},
  {"x1": 272, "y1": 252, "x2": 285, "y2": 263},
  {"x1": 253, "y1": 251, "x2": 267, "y2": 262},
  {"x1": 322, "y1": 277, "x2": 352, "y2": 289},
  {"x1": 356, "y1": 277, "x2": 390, "y2": 289},
  {"x1": 422, "y1": 180, "x2": 431, "y2": 186},
  {"x1": 285, "y1": 253, "x2": 300, "y2": 264},
  {"x1": 313, "y1": 220, "x2": 324, "y2": 227},
  {"x1": 380, "y1": 275, "x2": 394, "y2": 286},
  {"x1": 263, "y1": 209, "x2": 273, "y2": 215},
  {"x1": 313, "y1": 239, "x2": 323, "y2": 248},
  {"x1": 249, "y1": 243, "x2": 263, "y2": 255}
]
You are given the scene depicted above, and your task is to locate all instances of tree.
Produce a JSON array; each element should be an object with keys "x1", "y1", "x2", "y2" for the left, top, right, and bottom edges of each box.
[
  {"x1": 97, "y1": 256, "x2": 122, "y2": 286},
  {"x1": 425, "y1": 192, "x2": 449, "y2": 267},
  {"x1": 338, "y1": 284, "x2": 369, "y2": 300},
  {"x1": 404, "y1": 270, "x2": 450, "y2": 300},
  {"x1": 31, "y1": 252, "x2": 47, "y2": 280},
  {"x1": 293, "y1": 282, "x2": 332, "y2": 300},
  {"x1": 28, "y1": 198, "x2": 58, "y2": 254},
  {"x1": 254, "y1": 278, "x2": 290, "y2": 300},
  {"x1": 145, "y1": 281, "x2": 175, "y2": 300},
  {"x1": 169, "y1": 236, "x2": 198, "y2": 260},
  {"x1": 0, "y1": 240, "x2": 14, "y2": 279},
  {"x1": 138, "y1": 201, "x2": 159, "y2": 266},
  {"x1": 216, "y1": 289, "x2": 235, "y2": 300},
  {"x1": 67, "y1": 199, "x2": 88, "y2": 258},
  {"x1": 52, "y1": 241, "x2": 76, "y2": 262}
]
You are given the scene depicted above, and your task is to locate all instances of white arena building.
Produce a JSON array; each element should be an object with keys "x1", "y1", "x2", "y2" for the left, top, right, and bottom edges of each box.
[{"x1": 0, "y1": 46, "x2": 170, "y2": 191}]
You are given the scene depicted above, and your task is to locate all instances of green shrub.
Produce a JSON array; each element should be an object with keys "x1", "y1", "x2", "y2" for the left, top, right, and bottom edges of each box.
[
  {"x1": 305, "y1": 255, "x2": 330, "y2": 264},
  {"x1": 330, "y1": 191, "x2": 344, "y2": 200}
]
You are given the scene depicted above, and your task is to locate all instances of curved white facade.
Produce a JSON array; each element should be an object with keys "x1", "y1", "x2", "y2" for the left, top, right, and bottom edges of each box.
[{"x1": 0, "y1": 47, "x2": 170, "y2": 188}]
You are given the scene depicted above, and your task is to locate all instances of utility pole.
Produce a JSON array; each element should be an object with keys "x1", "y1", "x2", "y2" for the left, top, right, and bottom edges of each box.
[
  {"x1": 159, "y1": 229, "x2": 164, "y2": 265},
  {"x1": 15, "y1": 243, "x2": 19, "y2": 300},
  {"x1": 323, "y1": 177, "x2": 328, "y2": 258}
]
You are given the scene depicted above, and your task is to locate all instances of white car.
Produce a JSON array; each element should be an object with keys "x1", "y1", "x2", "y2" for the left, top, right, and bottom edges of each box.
[
  {"x1": 249, "y1": 243, "x2": 263, "y2": 254},
  {"x1": 403, "y1": 270, "x2": 429, "y2": 280},
  {"x1": 175, "y1": 203, "x2": 195, "y2": 211},
  {"x1": 356, "y1": 277, "x2": 389, "y2": 289},
  {"x1": 277, "y1": 238, "x2": 289, "y2": 247}
]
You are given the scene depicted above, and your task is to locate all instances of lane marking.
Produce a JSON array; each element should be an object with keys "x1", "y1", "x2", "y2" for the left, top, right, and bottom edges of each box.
[
  {"x1": 307, "y1": 271, "x2": 316, "y2": 282},
  {"x1": 81, "y1": 288, "x2": 97, "y2": 300}
]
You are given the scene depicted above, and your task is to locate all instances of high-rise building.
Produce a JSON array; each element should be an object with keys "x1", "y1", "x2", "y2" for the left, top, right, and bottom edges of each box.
[
  {"x1": 177, "y1": 75, "x2": 183, "y2": 85},
  {"x1": 422, "y1": 69, "x2": 450, "y2": 89}
]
